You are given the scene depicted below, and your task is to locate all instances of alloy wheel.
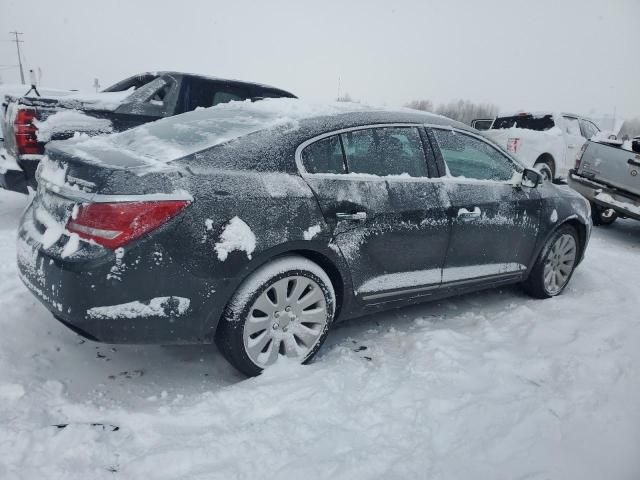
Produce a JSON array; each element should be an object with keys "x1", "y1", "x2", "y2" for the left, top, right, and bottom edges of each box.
[
  {"x1": 242, "y1": 275, "x2": 328, "y2": 367},
  {"x1": 543, "y1": 233, "x2": 577, "y2": 295}
]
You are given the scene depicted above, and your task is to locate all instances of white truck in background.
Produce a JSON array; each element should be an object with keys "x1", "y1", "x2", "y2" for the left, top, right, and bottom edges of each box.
[{"x1": 478, "y1": 112, "x2": 603, "y2": 182}]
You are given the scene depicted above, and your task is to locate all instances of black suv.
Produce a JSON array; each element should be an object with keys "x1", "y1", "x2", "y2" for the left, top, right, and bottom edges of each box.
[{"x1": 17, "y1": 99, "x2": 591, "y2": 376}]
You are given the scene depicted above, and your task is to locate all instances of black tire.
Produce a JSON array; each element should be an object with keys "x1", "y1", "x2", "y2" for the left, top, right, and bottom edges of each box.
[
  {"x1": 533, "y1": 161, "x2": 554, "y2": 182},
  {"x1": 215, "y1": 255, "x2": 336, "y2": 377},
  {"x1": 522, "y1": 225, "x2": 580, "y2": 299},
  {"x1": 590, "y1": 202, "x2": 617, "y2": 226}
]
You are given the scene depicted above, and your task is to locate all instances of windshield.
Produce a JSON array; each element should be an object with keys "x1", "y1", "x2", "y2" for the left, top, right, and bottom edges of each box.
[{"x1": 491, "y1": 114, "x2": 555, "y2": 131}]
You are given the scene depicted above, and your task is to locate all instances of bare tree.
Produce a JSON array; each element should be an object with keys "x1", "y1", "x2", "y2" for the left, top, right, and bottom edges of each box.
[
  {"x1": 336, "y1": 92, "x2": 357, "y2": 103},
  {"x1": 404, "y1": 99, "x2": 434, "y2": 112},
  {"x1": 435, "y1": 99, "x2": 499, "y2": 125},
  {"x1": 404, "y1": 98, "x2": 498, "y2": 125}
]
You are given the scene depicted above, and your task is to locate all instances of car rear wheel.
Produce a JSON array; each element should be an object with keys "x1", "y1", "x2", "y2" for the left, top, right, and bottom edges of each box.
[
  {"x1": 522, "y1": 225, "x2": 580, "y2": 299},
  {"x1": 215, "y1": 255, "x2": 336, "y2": 376},
  {"x1": 590, "y1": 202, "x2": 617, "y2": 226}
]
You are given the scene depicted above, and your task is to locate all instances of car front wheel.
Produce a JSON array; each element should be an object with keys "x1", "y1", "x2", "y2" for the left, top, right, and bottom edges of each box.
[
  {"x1": 215, "y1": 255, "x2": 336, "y2": 376},
  {"x1": 522, "y1": 225, "x2": 580, "y2": 299}
]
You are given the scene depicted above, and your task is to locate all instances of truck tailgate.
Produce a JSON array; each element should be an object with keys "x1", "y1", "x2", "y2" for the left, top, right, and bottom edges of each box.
[{"x1": 579, "y1": 141, "x2": 640, "y2": 197}]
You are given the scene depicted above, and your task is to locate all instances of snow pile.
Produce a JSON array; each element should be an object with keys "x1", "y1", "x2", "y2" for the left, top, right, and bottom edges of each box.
[
  {"x1": 87, "y1": 297, "x2": 190, "y2": 320},
  {"x1": 58, "y1": 90, "x2": 135, "y2": 111},
  {"x1": 214, "y1": 216, "x2": 256, "y2": 261},
  {"x1": 2, "y1": 190, "x2": 640, "y2": 479},
  {"x1": 303, "y1": 224, "x2": 321, "y2": 240},
  {"x1": 35, "y1": 110, "x2": 113, "y2": 142}
]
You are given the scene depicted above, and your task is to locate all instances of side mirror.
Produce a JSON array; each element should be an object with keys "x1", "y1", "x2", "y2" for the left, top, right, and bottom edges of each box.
[
  {"x1": 521, "y1": 168, "x2": 542, "y2": 188},
  {"x1": 633, "y1": 140, "x2": 640, "y2": 154}
]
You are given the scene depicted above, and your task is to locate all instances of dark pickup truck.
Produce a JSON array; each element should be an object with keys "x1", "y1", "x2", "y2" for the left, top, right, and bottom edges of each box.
[{"x1": 0, "y1": 71, "x2": 296, "y2": 193}]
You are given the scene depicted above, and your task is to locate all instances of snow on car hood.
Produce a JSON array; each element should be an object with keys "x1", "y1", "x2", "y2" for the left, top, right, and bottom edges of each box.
[{"x1": 58, "y1": 98, "x2": 371, "y2": 166}]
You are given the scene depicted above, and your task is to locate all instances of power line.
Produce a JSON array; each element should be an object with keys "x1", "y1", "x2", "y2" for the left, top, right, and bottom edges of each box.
[{"x1": 9, "y1": 31, "x2": 25, "y2": 84}]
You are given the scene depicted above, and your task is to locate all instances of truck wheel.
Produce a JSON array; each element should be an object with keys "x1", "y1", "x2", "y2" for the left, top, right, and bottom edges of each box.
[
  {"x1": 522, "y1": 225, "x2": 580, "y2": 299},
  {"x1": 533, "y1": 162, "x2": 553, "y2": 182},
  {"x1": 590, "y1": 203, "x2": 617, "y2": 226},
  {"x1": 215, "y1": 255, "x2": 336, "y2": 377}
]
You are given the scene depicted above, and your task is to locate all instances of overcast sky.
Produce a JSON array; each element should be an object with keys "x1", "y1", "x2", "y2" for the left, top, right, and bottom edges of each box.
[{"x1": 1, "y1": 0, "x2": 638, "y2": 117}]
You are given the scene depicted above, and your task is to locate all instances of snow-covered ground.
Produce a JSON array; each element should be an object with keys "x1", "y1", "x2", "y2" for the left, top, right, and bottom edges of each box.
[{"x1": 1, "y1": 188, "x2": 640, "y2": 479}]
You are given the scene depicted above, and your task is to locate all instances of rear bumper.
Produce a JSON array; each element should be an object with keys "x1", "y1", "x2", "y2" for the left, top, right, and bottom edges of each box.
[
  {"x1": 16, "y1": 205, "x2": 225, "y2": 344},
  {"x1": 568, "y1": 170, "x2": 640, "y2": 221}
]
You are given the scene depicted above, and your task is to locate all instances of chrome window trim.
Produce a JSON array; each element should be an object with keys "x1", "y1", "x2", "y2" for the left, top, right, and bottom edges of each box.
[
  {"x1": 295, "y1": 123, "x2": 428, "y2": 176},
  {"x1": 295, "y1": 122, "x2": 524, "y2": 186}
]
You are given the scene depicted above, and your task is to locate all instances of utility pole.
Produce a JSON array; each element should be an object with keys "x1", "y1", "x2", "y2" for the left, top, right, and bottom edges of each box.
[{"x1": 10, "y1": 31, "x2": 26, "y2": 84}]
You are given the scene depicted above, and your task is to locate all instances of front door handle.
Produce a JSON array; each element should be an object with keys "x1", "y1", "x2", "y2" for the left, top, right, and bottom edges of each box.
[
  {"x1": 457, "y1": 207, "x2": 481, "y2": 219},
  {"x1": 336, "y1": 211, "x2": 367, "y2": 221},
  {"x1": 627, "y1": 158, "x2": 640, "y2": 168}
]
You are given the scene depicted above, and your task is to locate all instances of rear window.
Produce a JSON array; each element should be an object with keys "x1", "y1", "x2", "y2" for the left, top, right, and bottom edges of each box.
[
  {"x1": 491, "y1": 114, "x2": 555, "y2": 131},
  {"x1": 69, "y1": 100, "x2": 297, "y2": 163}
]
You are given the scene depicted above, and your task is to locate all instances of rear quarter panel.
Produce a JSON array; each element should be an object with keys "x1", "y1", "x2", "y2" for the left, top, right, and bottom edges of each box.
[{"x1": 173, "y1": 164, "x2": 352, "y2": 338}]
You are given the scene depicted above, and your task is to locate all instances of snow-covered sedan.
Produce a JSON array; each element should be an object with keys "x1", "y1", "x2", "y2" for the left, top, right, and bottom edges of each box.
[{"x1": 16, "y1": 99, "x2": 592, "y2": 376}]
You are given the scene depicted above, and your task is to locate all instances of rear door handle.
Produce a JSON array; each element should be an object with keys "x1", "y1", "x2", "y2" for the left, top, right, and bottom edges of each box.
[
  {"x1": 336, "y1": 211, "x2": 367, "y2": 221},
  {"x1": 457, "y1": 207, "x2": 481, "y2": 219}
]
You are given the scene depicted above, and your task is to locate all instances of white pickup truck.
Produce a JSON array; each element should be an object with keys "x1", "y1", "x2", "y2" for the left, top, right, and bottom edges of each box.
[{"x1": 479, "y1": 112, "x2": 602, "y2": 182}]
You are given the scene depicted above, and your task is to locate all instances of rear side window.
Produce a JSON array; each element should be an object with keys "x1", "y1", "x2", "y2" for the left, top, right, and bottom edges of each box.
[
  {"x1": 301, "y1": 135, "x2": 345, "y2": 174},
  {"x1": 491, "y1": 114, "x2": 555, "y2": 131},
  {"x1": 341, "y1": 127, "x2": 428, "y2": 177},
  {"x1": 433, "y1": 129, "x2": 515, "y2": 181}
]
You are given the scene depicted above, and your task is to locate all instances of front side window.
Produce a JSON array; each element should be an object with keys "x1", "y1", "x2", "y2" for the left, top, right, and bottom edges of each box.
[
  {"x1": 301, "y1": 135, "x2": 345, "y2": 174},
  {"x1": 341, "y1": 127, "x2": 428, "y2": 177},
  {"x1": 432, "y1": 129, "x2": 516, "y2": 181}
]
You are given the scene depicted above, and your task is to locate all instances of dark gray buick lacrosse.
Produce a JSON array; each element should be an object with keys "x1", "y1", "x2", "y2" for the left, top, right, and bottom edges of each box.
[{"x1": 17, "y1": 99, "x2": 591, "y2": 375}]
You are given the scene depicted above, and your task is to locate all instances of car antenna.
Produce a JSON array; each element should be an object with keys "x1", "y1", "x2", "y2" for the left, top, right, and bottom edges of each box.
[{"x1": 24, "y1": 68, "x2": 41, "y2": 97}]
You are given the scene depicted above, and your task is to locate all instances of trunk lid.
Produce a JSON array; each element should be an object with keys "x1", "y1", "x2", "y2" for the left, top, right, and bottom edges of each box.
[{"x1": 21, "y1": 144, "x2": 190, "y2": 262}]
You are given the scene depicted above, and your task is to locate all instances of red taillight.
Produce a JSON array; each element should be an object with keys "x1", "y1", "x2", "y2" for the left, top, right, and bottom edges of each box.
[
  {"x1": 507, "y1": 137, "x2": 521, "y2": 153},
  {"x1": 14, "y1": 108, "x2": 43, "y2": 156},
  {"x1": 66, "y1": 200, "x2": 190, "y2": 249},
  {"x1": 576, "y1": 142, "x2": 588, "y2": 169}
]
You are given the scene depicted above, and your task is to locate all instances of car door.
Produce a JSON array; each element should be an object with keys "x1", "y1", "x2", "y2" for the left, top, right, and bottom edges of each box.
[
  {"x1": 561, "y1": 116, "x2": 586, "y2": 176},
  {"x1": 298, "y1": 125, "x2": 450, "y2": 302},
  {"x1": 429, "y1": 127, "x2": 541, "y2": 286}
]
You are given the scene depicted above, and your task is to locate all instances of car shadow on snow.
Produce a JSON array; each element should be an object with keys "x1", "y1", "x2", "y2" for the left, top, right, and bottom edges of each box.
[
  {"x1": 50, "y1": 282, "x2": 527, "y2": 400},
  {"x1": 592, "y1": 218, "x2": 640, "y2": 248}
]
